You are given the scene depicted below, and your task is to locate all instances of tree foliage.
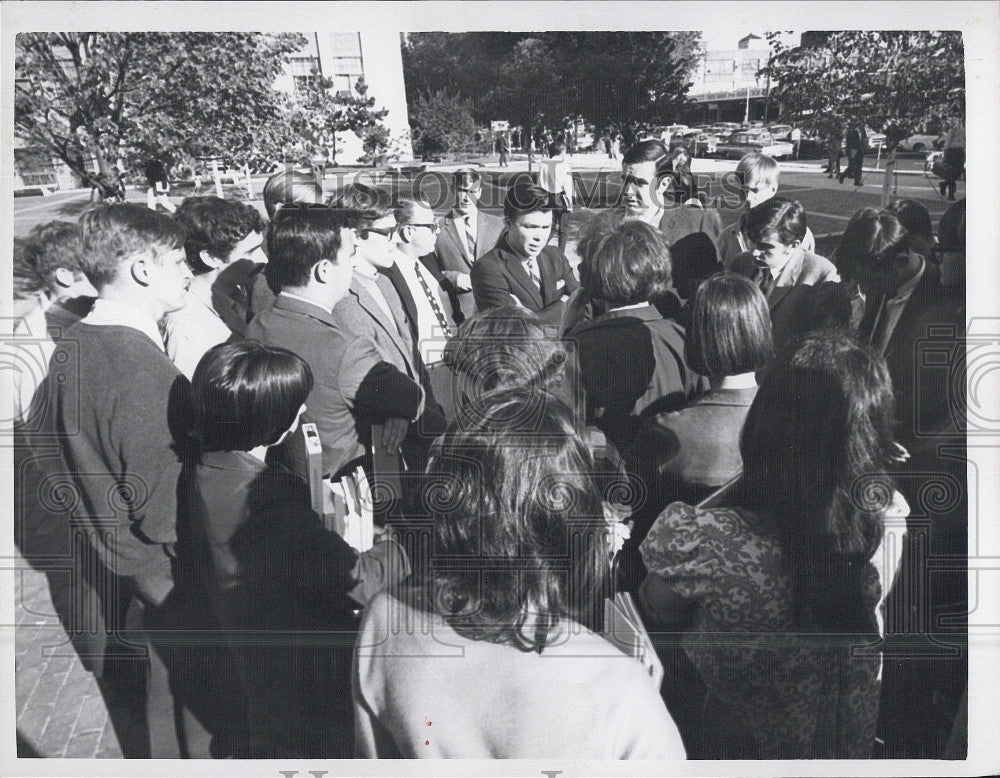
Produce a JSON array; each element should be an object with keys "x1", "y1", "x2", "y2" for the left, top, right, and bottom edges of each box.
[
  {"x1": 286, "y1": 74, "x2": 389, "y2": 165},
  {"x1": 401, "y1": 32, "x2": 702, "y2": 131},
  {"x1": 15, "y1": 32, "x2": 308, "y2": 182},
  {"x1": 408, "y1": 90, "x2": 478, "y2": 156},
  {"x1": 762, "y1": 31, "x2": 964, "y2": 143}
]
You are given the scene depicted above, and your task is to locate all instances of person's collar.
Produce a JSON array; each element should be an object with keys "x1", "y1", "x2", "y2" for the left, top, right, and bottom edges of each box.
[
  {"x1": 82, "y1": 297, "x2": 166, "y2": 351},
  {"x1": 635, "y1": 208, "x2": 663, "y2": 227},
  {"x1": 278, "y1": 289, "x2": 331, "y2": 314},
  {"x1": 757, "y1": 248, "x2": 799, "y2": 279},
  {"x1": 607, "y1": 301, "x2": 650, "y2": 313},
  {"x1": 187, "y1": 273, "x2": 216, "y2": 310}
]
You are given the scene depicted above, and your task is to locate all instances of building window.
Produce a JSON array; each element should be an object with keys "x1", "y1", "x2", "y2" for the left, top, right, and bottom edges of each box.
[
  {"x1": 706, "y1": 59, "x2": 735, "y2": 75},
  {"x1": 740, "y1": 59, "x2": 761, "y2": 73},
  {"x1": 330, "y1": 56, "x2": 364, "y2": 75},
  {"x1": 289, "y1": 55, "x2": 320, "y2": 77},
  {"x1": 329, "y1": 33, "x2": 361, "y2": 56}
]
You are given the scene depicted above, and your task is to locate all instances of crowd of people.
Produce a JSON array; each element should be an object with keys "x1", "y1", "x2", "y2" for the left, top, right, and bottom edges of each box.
[{"x1": 9, "y1": 136, "x2": 967, "y2": 760}]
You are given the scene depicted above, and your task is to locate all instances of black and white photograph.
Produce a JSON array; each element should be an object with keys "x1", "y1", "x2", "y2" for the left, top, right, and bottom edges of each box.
[{"x1": 2, "y1": 2, "x2": 998, "y2": 775}]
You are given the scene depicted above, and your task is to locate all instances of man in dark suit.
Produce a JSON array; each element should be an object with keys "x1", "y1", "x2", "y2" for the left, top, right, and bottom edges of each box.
[
  {"x1": 730, "y1": 197, "x2": 840, "y2": 356},
  {"x1": 839, "y1": 121, "x2": 866, "y2": 187},
  {"x1": 471, "y1": 180, "x2": 580, "y2": 328},
  {"x1": 620, "y1": 139, "x2": 724, "y2": 256},
  {"x1": 388, "y1": 197, "x2": 456, "y2": 420},
  {"x1": 245, "y1": 205, "x2": 423, "y2": 483},
  {"x1": 433, "y1": 167, "x2": 506, "y2": 322}
]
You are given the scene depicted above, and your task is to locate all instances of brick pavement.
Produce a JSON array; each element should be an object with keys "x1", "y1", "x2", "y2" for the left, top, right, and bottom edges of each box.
[{"x1": 14, "y1": 552, "x2": 121, "y2": 758}]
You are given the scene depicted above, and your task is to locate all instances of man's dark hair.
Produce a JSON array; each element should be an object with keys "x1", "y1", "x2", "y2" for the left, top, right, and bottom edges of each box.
[
  {"x1": 743, "y1": 197, "x2": 808, "y2": 246},
  {"x1": 191, "y1": 340, "x2": 314, "y2": 453},
  {"x1": 266, "y1": 205, "x2": 348, "y2": 289},
  {"x1": 174, "y1": 196, "x2": 265, "y2": 274},
  {"x1": 453, "y1": 168, "x2": 482, "y2": 191},
  {"x1": 262, "y1": 169, "x2": 323, "y2": 218},
  {"x1": 621, "y1": 138, "x2": 672, "y2": 182},
  {"x1": 581, "y1": 219, "x2": 673, "y2": 307},
  {"x1": 327, "y1": 183, "x2": 394, "y2": 230},
  {"x1": 503, "y1": 180, "x2": 552, "y2": 222}
]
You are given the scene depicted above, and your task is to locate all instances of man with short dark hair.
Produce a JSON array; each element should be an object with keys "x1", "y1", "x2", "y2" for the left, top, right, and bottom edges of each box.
[
  {"x1": 163, "y1": 196, "x2": 268, "y2": 376},
  {"x1": 432, "y1": 168, "x2": 506, "y2": 322},
  {"x1": 246, "y1": 205, "x2": 424, "y2": 483},
  {"x1": 621, "y1": 139, "x2": 723, "y2": 254},
  {"x1": 471, "y1": 180, "x2": 580, "y2": 326}
]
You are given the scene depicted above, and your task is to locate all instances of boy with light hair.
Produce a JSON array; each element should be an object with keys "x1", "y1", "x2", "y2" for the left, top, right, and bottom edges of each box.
[{"x1": 720, "y1": 151, "x2": 815, "y2": 268}]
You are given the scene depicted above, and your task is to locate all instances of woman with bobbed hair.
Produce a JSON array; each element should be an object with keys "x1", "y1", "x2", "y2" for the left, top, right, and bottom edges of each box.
[
  {"x1": 353, "y1": 389, "x2": 686, "y2": 759},
  {"x1": 639, "y1": 331, "x2": 908, "y2": 758},
  {"x1": 631, "y1": 273, "x2": 771, "y2": 522},
  {"x1": 568, "y1": 219, "x2": 706, "y2": 452},
  {"x1": 180, "y1": 340, "x2": 407, "y2": 758}
]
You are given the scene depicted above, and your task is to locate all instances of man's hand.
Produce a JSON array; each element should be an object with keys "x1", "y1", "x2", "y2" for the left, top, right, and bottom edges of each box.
[
  {"x1": 381, "y1": 416, "x2": 410, "y2": 452},
  {"x1": 455, "y1": 272, "x2": 472, "y2": 291},
  {"x1": 508, "y1": 293, "x2": 528, "y2": 309}
]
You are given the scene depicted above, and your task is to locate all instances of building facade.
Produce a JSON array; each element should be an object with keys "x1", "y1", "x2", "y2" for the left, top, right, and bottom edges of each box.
[
  {"x1": 276, "y1": 31, "x2": 414, "y2": 165},
  {"x1": 681, "y1": 33, "x2": 775, "y2": 125}
]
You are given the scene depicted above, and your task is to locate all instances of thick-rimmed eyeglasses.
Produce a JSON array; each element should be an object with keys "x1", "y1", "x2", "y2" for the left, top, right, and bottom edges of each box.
[
  {"x1": 406, "y1": 221, "x2": 440, "y2": 233},
  {"x1": 364, "y1": 225, "x2": 397, "y2": 239}
]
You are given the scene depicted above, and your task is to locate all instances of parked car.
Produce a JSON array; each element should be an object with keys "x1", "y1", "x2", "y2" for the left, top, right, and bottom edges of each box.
[
  {"x1": 716, "y1": 130, "x2": 794, "y2": 159},
  {"x1": 767, "y1": 124, "x2": 793, "y2": 141},
  {"x1": 865, "y1": 129, "x2": 887, "y2": 151},
  {"x1": 664, "y1": 124, "x2": 689, "y2": 136},
  {"x1": 671, "y1": 129, "x2": 718, "y2": 157},
  {"x1": 711, "y1": 122, "x2": 742, "y2": 136},
  {"x1": 898, "y1": 133, "x2": 944, "y2": 153}
]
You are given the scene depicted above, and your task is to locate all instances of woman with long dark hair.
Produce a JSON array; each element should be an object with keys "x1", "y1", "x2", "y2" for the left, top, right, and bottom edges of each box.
[
  {"x1": 353, "y1": 389, "x2": 685, "y2": 758},
  {"x1": 639, "y1": 331, "x2": 908, "y2": 758}
]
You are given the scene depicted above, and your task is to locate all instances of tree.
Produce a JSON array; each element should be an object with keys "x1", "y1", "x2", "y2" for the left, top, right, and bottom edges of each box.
[
  {"x1": 287, "y1": 74, "x2": 389, "y2": 166},
  {"x1": 400, "y1": 32, "x2": 702, "y2": 132},
  {"x1": 14, "y1": 32, "x2": 307, "y2": 184},
  {"x1": 540, "y1": 32, "x2": 701, "y2": 128},
  {"x1": 762, "y1": 31, "x2": 964, "y2": 144},
  {"x1": 408, "y1": 90, "x2": 478, "y2": 157}
]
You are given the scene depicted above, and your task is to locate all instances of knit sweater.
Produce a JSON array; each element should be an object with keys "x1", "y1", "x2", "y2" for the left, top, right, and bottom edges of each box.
[{"x1": 46, "y1": 323, "x2": 189, "y2": 598}]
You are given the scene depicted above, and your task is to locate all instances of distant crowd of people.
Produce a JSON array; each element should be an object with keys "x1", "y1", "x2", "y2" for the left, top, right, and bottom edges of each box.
[{"x1": 8, "y1": 136, "x2": 967, "y2": 759}]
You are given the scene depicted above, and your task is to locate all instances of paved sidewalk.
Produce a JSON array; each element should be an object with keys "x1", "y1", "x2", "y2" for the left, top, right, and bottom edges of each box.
[{"x1": 14, "y1": 553, "x2": 121, "y2": 758}]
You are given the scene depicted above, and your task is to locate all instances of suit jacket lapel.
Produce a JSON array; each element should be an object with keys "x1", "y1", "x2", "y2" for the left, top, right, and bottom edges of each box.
[
  {"x1": 350, "y1": 278, "x2": 416, "y2": 377},
  {"x1": 501, "y1": 243, "x2": 544, "y2": 309},
  {"x1": 384, "y1": 262, "x2": 419, "y2": 339}
]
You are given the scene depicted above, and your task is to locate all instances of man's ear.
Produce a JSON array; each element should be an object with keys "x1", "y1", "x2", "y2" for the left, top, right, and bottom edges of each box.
[
  {"x1": 313, "y1": 258, "x2": 331, "y2": 283},
  {"x1": 52, "y1": 267, "x2": 76, "y2": 289},
  {"x1": 199, "y1": 249, "x2": 226, "y2": 270},
  {"x1": 130, "y1": 255, "x2": 152, "y2": 287}
]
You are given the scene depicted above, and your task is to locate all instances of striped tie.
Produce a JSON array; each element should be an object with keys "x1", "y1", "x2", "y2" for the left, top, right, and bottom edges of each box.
[{"x1": 465, "y1": 216, "x2": 477, "y2": 257}]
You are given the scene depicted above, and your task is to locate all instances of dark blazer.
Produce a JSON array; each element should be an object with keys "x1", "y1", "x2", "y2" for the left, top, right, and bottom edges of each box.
[
  {"x1": 433, "y1": 208, "x2": 506, "y2": 321},
  {"x1": 471, "y1": 236, "x2": 581, "y2": 326},
  {"x1": 246, "y1": 294, "x2": 422, "y2": 480},
  {"x1": 658, "y1": 205, "x2": 725, "y2": 257},
  {"x1": 567, "y1": 304, "x2": 707, "y2": 453}
]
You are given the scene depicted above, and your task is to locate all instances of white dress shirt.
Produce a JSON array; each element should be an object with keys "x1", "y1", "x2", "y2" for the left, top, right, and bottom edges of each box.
[
  {"x1": 392, "y1": 249, "x2": 452, "y2": 365},
  {"x1": 82, "y1": 298, "x2": 167, "y2": 351}
]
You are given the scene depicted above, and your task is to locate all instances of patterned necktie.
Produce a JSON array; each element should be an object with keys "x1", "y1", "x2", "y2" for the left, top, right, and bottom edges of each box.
[
  {"x1": 464, "y1": 215, "x2": 477, "y2": 257},
  {"x1": 525, "y1": 256, "x2": 541, "y2": 289},
  {"x1": 414, "y1": 261, "x2": 452, "y2": 337}
]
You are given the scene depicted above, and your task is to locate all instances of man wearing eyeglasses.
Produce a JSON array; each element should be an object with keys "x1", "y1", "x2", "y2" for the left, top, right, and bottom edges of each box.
[
  {"x1": 329, "y1": 185, "x2": 446, "y2": 471},
  {"x1": 433, "y1": 168, "x2": 506, "y2": 323},
  {"x1": 388, "y1": 198, "x2": 457, "y2": 419},
  {"x1": 719, "y1": 152, "x2": 815, "y2": 269}
]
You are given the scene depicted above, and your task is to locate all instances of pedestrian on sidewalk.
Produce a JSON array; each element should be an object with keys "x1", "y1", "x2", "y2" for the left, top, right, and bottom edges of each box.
[
  {"x1": 939, "y1": 117, "x2": 965, "y2": 201},
  {"x1": 790, "y1": 125, "x2": 802, "y2": 160},
  {"x1": 839, "y1": 121, "x2": 865, "y2": 187},
  {"x1": 538, "y1": 140, "x2": 574, "y2": 251},
  {"x1": 825, "y1": 126, "x2": 843, "y2": 178},
  {"x1": 144, "y1": 156, "x2": 177, "y2": 213}
]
